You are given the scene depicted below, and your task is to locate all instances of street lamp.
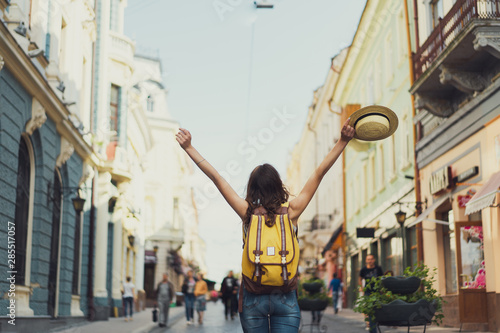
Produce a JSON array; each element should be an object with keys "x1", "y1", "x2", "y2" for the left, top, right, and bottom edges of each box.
[
  {"x1": 395, "y1": 207, "x2": 407, "y2": 275},
  {"x1": 71, "y1": 193, "x2": 86, "y2": 215}
]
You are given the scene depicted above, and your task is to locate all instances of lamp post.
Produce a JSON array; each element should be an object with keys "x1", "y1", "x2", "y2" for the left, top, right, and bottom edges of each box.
[{"x1": 395, "y1": 209, "x2": 407, "y2": 275}]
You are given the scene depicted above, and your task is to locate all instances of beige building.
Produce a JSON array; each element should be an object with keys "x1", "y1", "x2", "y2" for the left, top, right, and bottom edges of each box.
[
  {"x1": 410, "y1": 0, "x2": 500, "y2": 330},
  {"x1": 287, "y1": 49, "x2": 348, "y2": 285}
]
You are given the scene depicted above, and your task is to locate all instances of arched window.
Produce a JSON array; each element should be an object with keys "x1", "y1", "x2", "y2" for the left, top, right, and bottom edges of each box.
[
  {"x1": 48, "y1": 169, "x2": 62, "y2": 317},
  {"x1": 14, "y1": 137, "x2": 32, "y2": 286}
]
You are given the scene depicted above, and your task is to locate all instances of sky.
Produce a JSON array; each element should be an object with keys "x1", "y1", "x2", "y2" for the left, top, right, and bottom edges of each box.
[{"x1": 124, "y1": 0, "x2": 365, "y2": 285}]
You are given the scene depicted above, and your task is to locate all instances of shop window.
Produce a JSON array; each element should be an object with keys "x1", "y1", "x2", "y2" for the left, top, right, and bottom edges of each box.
[
  {"x1": 383, "y1": 234, "x2": 402, "y2": 275},
  {"x1": 407, "y1": 226, "x2": 418, "y2": 267},
  {"x1": 442, "y1": 210, "x2": 458, "y2": 294}
]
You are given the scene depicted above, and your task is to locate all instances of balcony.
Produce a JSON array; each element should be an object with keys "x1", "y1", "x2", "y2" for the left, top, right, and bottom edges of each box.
[
  {"x1": 108, "y1": 31, "x2": 135, "y2": 71},
  {"x1": 410, "y1": 0, "x2": 500, "y2": 168},
  {"x1": 411, "y1": 0, "x2": 500, "y2": 113},
  {"x1": 302, "y1": 214, "x2": 334, "y2": 233}
]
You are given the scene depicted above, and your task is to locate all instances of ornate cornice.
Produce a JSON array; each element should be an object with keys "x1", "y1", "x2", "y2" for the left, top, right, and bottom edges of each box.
[{"x1": 0, "y1": 54, "x2": 4, "y2": 71}]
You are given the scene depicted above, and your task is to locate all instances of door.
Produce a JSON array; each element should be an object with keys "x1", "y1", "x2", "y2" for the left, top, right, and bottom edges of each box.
[{"x1": 454, "y1": 221, "x2": 488, "y2": 323}]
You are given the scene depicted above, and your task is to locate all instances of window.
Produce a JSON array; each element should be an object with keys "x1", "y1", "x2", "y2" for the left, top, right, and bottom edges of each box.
[
  {"x1": 48, "y1": 169, "x2": 63, "y2": 317},
  {"x1": 147, "y1": 95, "x2": 154, "y2": 113},
  {"x1": 348, "y1": 181, "x2": 354, "y2": 218},
  {"x1": 375, "y1": 54, "x2": 383, "y2": 100},
  {"x1": 72, "y1": 212, "x2": 82, "y2": 295},
  {"x1": 355, "y1": 173, "x2": 360, "y2": 213},
  {"x1": 109, "y1": 0, "x2": 120, "y2": 31},
  {"x1": 14, "y1": 137, "x2": 32, "y2": 286},
  {"x1": 407, "y1": 226, "x2": 418, "y2": 267},
  {"x1": 431, "y1": 0, "x2": 444, "y2": 29},
  {"x1": 110, "y1": 84, "x2": 120, "y2": 139},
  {"x1": 367, "y1": 70, "x2": 375, "y2": 105},
  {"x1": 369, "y1": 153, "x2": 376, "y2": 198},
  {"x1": 377, "y1": 144, "x2": 385, "y2": 190},
  {"x1": 363, "y1": 162, "x2": 368, "y2": 205},
  {"x1": 397, "y1": 9, "x2": 406, "y2": 64},
  {"x1": 385, "y1": 33, "x2": 394, "y2": 83},
  {"x1": 400, "y1": 112, "x2": 413, "y2": 169},
  {"x1": 388, "y1": 135, "x2": 396, "y2": 179},
  {"x1": 383, "y1": 234, "x2": 402, "y2": 275},
  {"x1": 59, "y1": 19, "x2": 68, "y2": 74}
]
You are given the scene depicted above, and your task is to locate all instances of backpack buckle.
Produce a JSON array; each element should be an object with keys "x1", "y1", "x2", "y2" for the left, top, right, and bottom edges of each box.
[
  {"x1": 281, "y1": 256, "x2": 286, "y2": 264},
  {"x1": 255, "y1": 255, "x2": 261, "y2": 264}
]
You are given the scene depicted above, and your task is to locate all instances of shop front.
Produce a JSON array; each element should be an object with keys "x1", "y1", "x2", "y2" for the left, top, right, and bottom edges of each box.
[{"x1": 416, "y1": 117, "x2": 500, "y2": 331}]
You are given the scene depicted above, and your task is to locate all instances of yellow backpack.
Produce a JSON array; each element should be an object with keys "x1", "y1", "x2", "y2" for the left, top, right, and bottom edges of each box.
[{"x1": 241, "y1": 202, "x2": 299, "y2": 294}]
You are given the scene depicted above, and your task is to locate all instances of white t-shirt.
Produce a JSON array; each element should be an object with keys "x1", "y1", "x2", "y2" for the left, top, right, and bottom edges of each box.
[{"x1": 123, "y1": 281, "x2": 135, "y2": 298}]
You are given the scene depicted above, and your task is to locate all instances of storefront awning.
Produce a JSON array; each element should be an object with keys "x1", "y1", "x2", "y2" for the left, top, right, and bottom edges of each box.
[
  {"x1": 321, "y1": 225, "x2": 342, "y2": 256},
  {"x1": 465, "y1": 171, "x2": 500, "y2": 215},
  {"x1": 406, "y1": 194, "x2": 451, "y2": 228}
]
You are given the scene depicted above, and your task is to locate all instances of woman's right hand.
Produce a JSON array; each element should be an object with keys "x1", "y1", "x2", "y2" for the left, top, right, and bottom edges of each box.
[{"x1": 176, "y1": 128, "x2": 192, "y2": 150}]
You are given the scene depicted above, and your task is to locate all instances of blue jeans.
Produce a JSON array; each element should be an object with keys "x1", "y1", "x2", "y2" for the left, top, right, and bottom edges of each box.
[
  {"x1": 332, "y1": 291, "x2": 339, "y2": 312},
  {"x1": 184, "y1": 293, "x2": 195, "y2": 321},
  {"x1": 123, "y1": 297, "x2": 133, "y2": 318},
  {"x1": 240, "y1": 289, "x2": 301, "y2": 333}
]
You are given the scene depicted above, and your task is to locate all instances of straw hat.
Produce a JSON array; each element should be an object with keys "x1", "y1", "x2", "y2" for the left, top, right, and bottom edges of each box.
[{"x1": 349, "y1": 105, "x2": 398, "y2": 141}]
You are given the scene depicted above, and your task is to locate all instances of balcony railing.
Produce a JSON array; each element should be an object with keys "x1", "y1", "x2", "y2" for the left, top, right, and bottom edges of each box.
[
  {"x1": 413, "y1": 0, "x2": 500, "y2": 81},
  {"x1": 302, "y1": 214, "x2": 333, "y2": 233}
]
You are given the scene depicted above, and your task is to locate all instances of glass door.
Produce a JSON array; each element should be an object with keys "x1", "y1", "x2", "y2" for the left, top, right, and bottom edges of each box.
[{"x1": 454, "y1": 221, "x2": 488, "y2": 323}]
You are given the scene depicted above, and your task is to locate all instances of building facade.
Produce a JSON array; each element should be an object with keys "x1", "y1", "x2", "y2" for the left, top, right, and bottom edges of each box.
[
  {"x1": 410, "y1": 0, "x2": 500, "y2": 330},
  {"x1": 0, "y1": 0, "x2": 97, "y2": 331},
  {"x1": 330, "y1": 0, "x2": 418, "y2": 307},
  {"x1": 286, "y1": 49, "x2": 348, "y2": 287}
]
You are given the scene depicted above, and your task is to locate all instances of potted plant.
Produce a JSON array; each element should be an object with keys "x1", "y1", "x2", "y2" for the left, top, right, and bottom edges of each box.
[
  {"x1": 298, "y1": 277, "x2": 331, "y2": 311},
  {"x1": 354, "y1": 264, "x2": 444, "y2": 327}
]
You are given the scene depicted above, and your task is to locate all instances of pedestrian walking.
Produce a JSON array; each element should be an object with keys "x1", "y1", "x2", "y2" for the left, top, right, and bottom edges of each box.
[
  {"x1": 328, "y1": 273, "x2": 343, "y2": 314},
  {"x1": 122, "y1": 276, "x2": 135, "y2": 322},
  {"x1": 359, "y1": 254, "x2": 384, "y2": 332},
  {"x1": 156, "y1": 273, "x2": 175, "y2": 328},
  {"x1": 182, "y1": 270, "x2": 196, "y2": 325},
  {"x1": 220, "y1": 270, "x2": 238, "y2": 320},
  {"x1": 194, "y1": 272, "x2": 208, "y2": 324},
  {"x1": 176, "y1": 119, "x2": 355, "y2": 333}
]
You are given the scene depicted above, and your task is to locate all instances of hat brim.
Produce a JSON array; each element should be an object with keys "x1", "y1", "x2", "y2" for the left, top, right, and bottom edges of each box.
[{"x1": 348, "y1": 105, "x2": 398, "y2": 141}]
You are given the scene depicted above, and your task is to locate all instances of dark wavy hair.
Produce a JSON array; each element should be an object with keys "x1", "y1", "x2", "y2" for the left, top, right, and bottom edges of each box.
[{"x1": 244, "y1": 164, "x2": 289, "y2": 228}]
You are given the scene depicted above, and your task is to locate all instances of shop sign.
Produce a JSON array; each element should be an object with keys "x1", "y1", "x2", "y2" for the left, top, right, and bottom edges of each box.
[
  {"x1": 430, "y1": 166, "x2": 452, "y2": 194},
  {"x1": 454, "y1": 166, "x2": 479, "y2": 184},
  {"x1": 356, "y1": 228, "x2": 375, "y2": 238}
]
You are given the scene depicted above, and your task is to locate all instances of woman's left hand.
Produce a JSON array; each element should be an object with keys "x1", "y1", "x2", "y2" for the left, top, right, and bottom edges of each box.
[
  {"x1": 176, "y1": 128, "x2": 192, "y2": 150},
  {"x1": 340, "y1": 118, "x2": 355, "y2": 142}
]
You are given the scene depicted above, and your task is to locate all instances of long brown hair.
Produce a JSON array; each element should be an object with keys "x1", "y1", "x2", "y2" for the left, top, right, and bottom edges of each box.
[{"x1": 244, "y1": 164, "x2": 289, "y2": 228}]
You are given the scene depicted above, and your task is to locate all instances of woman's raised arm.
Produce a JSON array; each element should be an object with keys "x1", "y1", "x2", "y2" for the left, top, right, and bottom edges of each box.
[
  {"x1": 288, "y1": 119, "x2": 355, "y2": 224},
  {"x1": 176, "y1": 128, "x2": 248, "y2": 219}
]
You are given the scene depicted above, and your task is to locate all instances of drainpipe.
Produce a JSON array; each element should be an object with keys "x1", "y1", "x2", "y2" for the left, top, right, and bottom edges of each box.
[{"x1": 404, "y1": 0, "x2": 423, "y2": 263}]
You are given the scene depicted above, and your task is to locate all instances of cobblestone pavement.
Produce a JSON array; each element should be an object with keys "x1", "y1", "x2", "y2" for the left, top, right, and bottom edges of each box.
[{"x1": 49, "y1": 301, "x2": 482, "y2": 333}]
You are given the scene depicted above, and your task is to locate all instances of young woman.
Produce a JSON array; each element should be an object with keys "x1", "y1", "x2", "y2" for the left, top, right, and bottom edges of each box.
[
  {"x1": 176, "y1": 119, "x2": 355, "y2": 332},
  {"x1": 194, "y1": 273, "x2": 208, "y2": 324}
]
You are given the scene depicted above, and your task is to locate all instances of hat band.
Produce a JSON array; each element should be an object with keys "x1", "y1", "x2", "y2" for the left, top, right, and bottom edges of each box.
[{"x1": 354, "y1": 112, "x2": 390, "y2": 126}]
